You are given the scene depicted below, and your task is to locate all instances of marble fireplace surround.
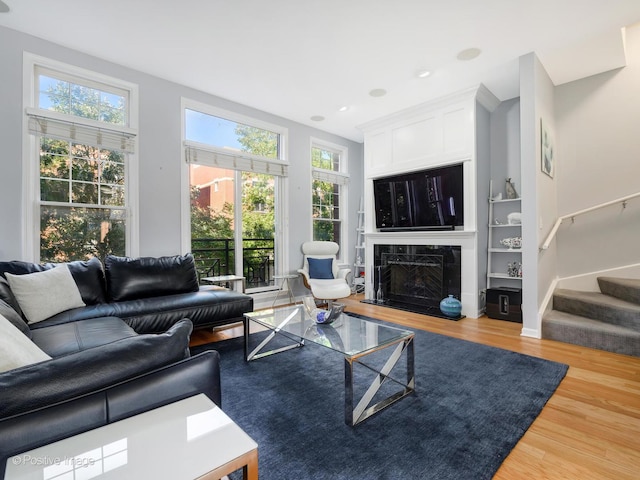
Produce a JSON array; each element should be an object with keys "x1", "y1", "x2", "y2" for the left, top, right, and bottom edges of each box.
[{"x1": 365, "y1": 231, "x2": 481, "y2": 318}]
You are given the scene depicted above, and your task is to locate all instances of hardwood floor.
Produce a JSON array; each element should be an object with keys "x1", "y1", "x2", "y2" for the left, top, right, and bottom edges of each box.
[{"x1": 191, "y1": 295, "x2": 640, "y2": 479}]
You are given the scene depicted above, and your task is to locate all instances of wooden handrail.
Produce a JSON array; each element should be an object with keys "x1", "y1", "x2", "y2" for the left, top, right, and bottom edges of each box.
[{"x1": 540, "y1": 191, "x2": 640, "y2": 250}]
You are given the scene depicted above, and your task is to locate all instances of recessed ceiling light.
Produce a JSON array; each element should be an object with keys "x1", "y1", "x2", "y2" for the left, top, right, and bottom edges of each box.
[
  {"x1": 457, "y1": 48, "x2": 482, "y2": 61},
  {"x1": 369, "y1": 88, "x2": 387, "y2": 98},
  {"x1": 338, "y1": 106, "x2": 349, "y2": 112},
  {"x1": 416, "y1": 69, "x2": 431, "y2": 78},
  {"x1": 310, "y1": 115, "x2": 325, "y2": 122}
]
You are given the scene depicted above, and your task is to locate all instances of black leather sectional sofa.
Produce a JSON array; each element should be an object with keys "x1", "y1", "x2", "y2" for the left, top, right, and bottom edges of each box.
[
  {"x1": 0, "y1": 253, "x2": 254, "y2": 472},
  {"x1": 0, "y1": 253, "x2": 253, "y2": 334}
]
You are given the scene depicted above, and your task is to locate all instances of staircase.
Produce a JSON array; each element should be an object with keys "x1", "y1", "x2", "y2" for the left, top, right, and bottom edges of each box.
[{"x1": 542, "y1": 277, "x2": 640, "y2": 357}]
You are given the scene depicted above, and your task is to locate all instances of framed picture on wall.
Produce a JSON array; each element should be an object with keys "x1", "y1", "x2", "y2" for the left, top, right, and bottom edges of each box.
[{"x1": 541, "y1": 119, "x2": 554, "y2": 178}]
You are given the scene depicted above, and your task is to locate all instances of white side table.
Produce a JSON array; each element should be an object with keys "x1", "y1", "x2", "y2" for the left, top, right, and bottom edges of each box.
[
  {"x1": 271, "y1": 273, "x2": 298, "y2": 307},
  {"x1": 201, "y1": 274, "x2": 246, "y2": 293},
  {"x1": 5, "y1": 394, "x2": 258, "y2": 480}
]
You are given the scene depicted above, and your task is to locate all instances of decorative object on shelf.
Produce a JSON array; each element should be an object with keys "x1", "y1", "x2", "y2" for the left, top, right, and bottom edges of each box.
[
  {"x1": 507, "y1": 262, "x2": 522, "y2": 278},
  {"x1": 541, "y1": 118, "x2": 555, "y2": 178},
  {"x1": 505, "y1": 178, "x2": 519, "y2": 199},
  {"x1": 492, "y1": 192, "x2": 502, "y2": 201},
  {"x1": 500, "y1": 236, "x2": 522, "y2": 249},
  {"x1": 507, "y1": 212, "x2": 522, "y2": 225},
  {"x1": 439, "y1": 295, "x2": 462, "y2": 318}
]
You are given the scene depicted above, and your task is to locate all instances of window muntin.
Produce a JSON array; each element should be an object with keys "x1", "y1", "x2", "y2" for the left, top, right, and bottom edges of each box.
[
  {"x1": 312, "y1": 145, "x2": 340, "y2": 171},
  {"x1": 31, "y1": 63, "x2": 134, "y2": 262},
  {"x1": 312, "y1": 179, "x2": 341, "y2": 245},
  {"x1": 40, "y1": 138, "x2": 125, "y2": 206},
  {"x1": 311, "y1": 143, "x2": 348, "y2": 253},
  {"x1": 36, "y1": 70, "x2": 128, "y2": 126}
]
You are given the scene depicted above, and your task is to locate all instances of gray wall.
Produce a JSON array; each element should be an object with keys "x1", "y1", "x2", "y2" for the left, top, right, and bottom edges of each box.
[
  {"x1": 0, "y1": 26, "x2": 364, "y2": 277},
  {"x1": 519, "y1": 52, "x2": 558, "y2": 334},
  {"x1": 490, "y1": 98, "x2": 521, "y2": 192},
  {"x1": 554, "y1": 24, "x2": 640, "y2": 278}
]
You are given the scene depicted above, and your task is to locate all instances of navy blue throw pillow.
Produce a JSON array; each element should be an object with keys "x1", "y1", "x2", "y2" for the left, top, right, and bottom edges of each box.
[{"x1": 307, "y1": 258, "x2": 334, "y2": 279}]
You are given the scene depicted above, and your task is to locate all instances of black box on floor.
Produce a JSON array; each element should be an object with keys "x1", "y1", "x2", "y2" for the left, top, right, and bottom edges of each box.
[{"x1": 486, "y1": 287, "x2": 522, "y2": 323}]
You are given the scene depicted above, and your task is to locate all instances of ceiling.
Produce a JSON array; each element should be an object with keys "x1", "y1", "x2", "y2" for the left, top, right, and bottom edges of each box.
[{"x1": 1, "y1": 0, "x2": 639, "y2": 142}]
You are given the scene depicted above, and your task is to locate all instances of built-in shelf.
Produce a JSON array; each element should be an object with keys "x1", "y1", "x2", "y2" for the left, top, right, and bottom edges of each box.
[
  {"x1": 489, "y1": 197, "x2": 521, "y2": 204},
  {"x1": 488, "y1": 273, "x2": 523, "y2": 280},
  {"x1": 487, "y1": 182, "x2": 523, "y2": 290}
]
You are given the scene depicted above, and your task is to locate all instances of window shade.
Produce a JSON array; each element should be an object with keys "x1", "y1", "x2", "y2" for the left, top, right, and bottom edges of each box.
[
  {"x1": 185, "y1": 141, "x2": 288, "y2": 177},
  {"x1": 26, "y1": 108, "x2": 136, "y2": 153},
  {"x1": 312, "y1": 167, "x2": 350, "y2": 185}
]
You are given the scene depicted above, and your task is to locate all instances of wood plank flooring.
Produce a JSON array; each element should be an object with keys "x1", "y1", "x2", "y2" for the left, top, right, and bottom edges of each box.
[{"x1": 190, "y1": 295, "x2": 640, "y2": 479}]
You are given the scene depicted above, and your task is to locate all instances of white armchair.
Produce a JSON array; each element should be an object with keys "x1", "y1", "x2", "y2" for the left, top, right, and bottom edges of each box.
[{"x1": 297, "y1": 241, "x2": 351, "y2": 304}]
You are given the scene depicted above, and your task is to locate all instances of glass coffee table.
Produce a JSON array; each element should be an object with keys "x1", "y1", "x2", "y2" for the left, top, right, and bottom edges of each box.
[{"x1": 244, "y1": 305, "x2": 415, "y2": 426}]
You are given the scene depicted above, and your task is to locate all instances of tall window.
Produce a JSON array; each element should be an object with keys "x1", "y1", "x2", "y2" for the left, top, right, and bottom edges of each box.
[
  {"x1": 184, "y1": 102, "x2": 288, "y2": 291},
  {"x1": 311, "y1": 141, "x2": 349, "y2": 255},
  {"x1": 26, "y1": 59, "x2": 137, "y2": 262}
]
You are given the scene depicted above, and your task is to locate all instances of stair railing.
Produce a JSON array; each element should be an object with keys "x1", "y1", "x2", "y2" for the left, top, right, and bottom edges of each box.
[{"x1": 540, "y1": 191, "x2": 640, "y2": 250}]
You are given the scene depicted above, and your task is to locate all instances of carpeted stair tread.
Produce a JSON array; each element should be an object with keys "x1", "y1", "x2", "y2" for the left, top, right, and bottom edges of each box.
[
  {"x1": 542, "y1": 310, "x2": 640, "y2": 357},
  {"x1": 598, "y1": 277, "x2": 640, "y2": 305},
  {"x1": 553, "y1": 288, "x2": 640, "y2": 331}
]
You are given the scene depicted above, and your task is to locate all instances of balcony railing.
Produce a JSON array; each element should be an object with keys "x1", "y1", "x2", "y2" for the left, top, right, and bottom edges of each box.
[{"x1": 191, "y1": 237, "x2": 275, "y2": 289}]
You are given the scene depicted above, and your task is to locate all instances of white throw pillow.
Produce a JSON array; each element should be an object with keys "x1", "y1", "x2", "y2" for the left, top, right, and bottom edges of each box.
[
  {"x1": 5, "y1": 264, "x2": 86, "y2": 323},
  {"x1": 0, "y1": 313, "x2": 51, "y2": 373}
]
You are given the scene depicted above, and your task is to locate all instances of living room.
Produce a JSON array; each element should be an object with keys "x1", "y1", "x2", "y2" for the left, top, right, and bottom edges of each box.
[{"x1": 1, "y1": 2, "x2": 639, "y2": 479}]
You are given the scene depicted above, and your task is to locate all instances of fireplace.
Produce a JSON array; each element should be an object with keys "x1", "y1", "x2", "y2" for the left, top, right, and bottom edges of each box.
[{"x1": 367, "y1": 244, "x2": 462, "y2": 318}]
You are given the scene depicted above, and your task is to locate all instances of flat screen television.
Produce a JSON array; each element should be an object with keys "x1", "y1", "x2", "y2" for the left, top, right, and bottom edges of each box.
[{"x1": 373, "y1": 163, "x2": 464, "y2": 231}]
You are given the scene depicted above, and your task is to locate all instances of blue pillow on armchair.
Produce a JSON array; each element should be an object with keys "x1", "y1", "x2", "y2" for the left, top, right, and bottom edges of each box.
[{"x1": 307, "y1": 258, "x2": 334, "y2": 279}]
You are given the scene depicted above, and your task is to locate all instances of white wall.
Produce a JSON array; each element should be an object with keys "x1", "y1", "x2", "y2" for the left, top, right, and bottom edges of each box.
[{"x1": 0, "y1": 26, "x2": 363, "y2": 280}]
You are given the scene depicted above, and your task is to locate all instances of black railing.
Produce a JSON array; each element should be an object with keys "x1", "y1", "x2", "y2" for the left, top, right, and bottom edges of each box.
[{"x1": 191, "y1": 237, "x2": 275, "y2": 289}]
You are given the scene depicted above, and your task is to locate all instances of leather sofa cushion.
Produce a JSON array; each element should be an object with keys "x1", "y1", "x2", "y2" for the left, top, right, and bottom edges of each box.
[
  {"x1": 0, "y1": 257, "x2": 107, "y2": 305},
  {"x1": 31, "y1": 316, "x2": 138, "y2": 357},
  {"x1": 105, "y1": 253, "x2": 199, "y2": 302}
]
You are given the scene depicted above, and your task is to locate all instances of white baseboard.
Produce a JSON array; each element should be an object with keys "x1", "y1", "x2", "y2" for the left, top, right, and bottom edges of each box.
[{"x1": 520, "y1": 327, "x2": 540, "y2": 339}]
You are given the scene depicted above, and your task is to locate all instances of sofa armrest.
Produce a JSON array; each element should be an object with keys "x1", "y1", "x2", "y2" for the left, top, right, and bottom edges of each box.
[
  {"x1": 0, "y1": 319, "x2": 193, "y2": 419},
  {"x1": 0, "y1": 351, "x2": 220, "y2": 477}
]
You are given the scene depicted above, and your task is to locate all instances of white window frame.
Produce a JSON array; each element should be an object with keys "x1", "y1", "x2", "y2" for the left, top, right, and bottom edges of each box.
[
  {"x1": 310, "y1": 138, "x2": 349, "y2": 263},
  {"x1": 22, "y1": 53, "x2": 139, "y2": 262},
  {"x1": 180, "y1": 98, "x2": 290, "y2": 282}
]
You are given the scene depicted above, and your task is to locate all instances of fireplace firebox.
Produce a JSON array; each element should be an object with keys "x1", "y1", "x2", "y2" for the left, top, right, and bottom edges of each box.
[{"x1": 366, "y1": 244, "x2": 462, "y2": 319}]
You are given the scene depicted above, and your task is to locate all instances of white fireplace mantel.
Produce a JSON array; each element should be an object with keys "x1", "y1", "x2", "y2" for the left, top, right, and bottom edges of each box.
[{"x1": 365, "y1": 232, "x2": 480, "y2": 318}]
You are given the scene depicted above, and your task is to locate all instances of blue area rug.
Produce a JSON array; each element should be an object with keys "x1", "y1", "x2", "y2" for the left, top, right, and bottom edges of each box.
[{"x1": 192, "y1": 316, "x2": 568, "y2": 480}]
